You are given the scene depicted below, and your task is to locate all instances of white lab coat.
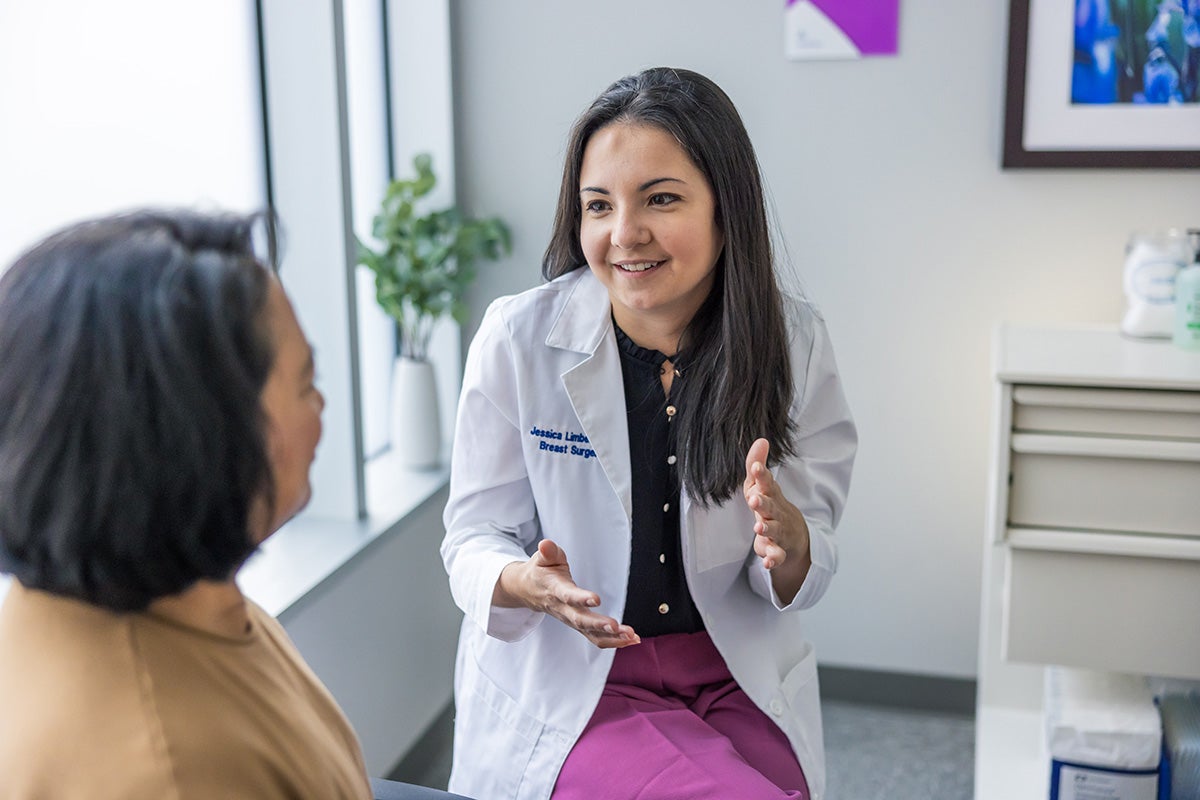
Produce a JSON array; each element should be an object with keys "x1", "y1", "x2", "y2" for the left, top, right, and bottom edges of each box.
[{"x1": 441, "y1": 268, "x2": 856, "y2": 800}]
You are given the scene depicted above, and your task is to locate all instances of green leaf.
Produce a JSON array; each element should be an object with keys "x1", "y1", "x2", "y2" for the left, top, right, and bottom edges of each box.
[{"x1": 359, "y1": 152, "x2": 512, "y2": 351}]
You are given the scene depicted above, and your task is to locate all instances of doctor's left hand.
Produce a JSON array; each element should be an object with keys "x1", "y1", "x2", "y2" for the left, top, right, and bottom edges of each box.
[
  {"x1": 743, "y1": 438, "x2": 812, "y2": 604},
  {"x1": 493, "y1": 539, "x2": 641, "y2": 649}
]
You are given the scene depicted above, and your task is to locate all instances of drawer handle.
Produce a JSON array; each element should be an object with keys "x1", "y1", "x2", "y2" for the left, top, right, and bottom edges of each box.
[
  {"x1": 1011, "y1": 433, "x2": 1200, "y2": 462},
  {"x1": 1007, "y1": 527, "x2": 1200, "y2": 561},
  {"x1": 1013, "y1": 386, "x2": 1200, "y2": 414}
]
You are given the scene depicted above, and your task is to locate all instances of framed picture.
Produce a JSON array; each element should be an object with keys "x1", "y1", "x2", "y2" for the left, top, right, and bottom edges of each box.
[{"x1": 1003, "y1": 0, "x2": 1200, "y2": 168}]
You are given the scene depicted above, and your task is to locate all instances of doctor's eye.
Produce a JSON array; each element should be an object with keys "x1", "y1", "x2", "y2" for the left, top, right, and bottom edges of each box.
[
  {"x1": 648, "y1": 193, "x2": 680, "y2": 207},
  {"x1": 583, "y1": 198, "x2": 611, "y2": 215}
]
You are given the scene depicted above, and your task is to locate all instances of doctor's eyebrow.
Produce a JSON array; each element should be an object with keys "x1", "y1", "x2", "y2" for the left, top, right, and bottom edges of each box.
[{"x1": 579, "y1": 177, "x2": 686, "y2": 195}]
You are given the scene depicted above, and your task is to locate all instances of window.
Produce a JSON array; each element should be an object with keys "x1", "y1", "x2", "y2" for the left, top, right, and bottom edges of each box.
[
  {"x1": 344, "y1": 0, "x2": 395, "y2": 460},
  {"x1": 1, "y1": 0, "x2": 457, "y2": 529},
  {"x1": 0, "y1": 2, "x2": 265, "y2": 271},
  {"x1": 258, "y1": 0, "x2": 458, "y2": 522}
]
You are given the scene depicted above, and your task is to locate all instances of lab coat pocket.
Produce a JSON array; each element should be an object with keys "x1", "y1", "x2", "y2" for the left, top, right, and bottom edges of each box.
[
  {"x1": 456, "y1": 658, "x2": 545, "y2": 799},
  {"x1": 690, "y1": 503, "x2": 754, "y2": 573}
]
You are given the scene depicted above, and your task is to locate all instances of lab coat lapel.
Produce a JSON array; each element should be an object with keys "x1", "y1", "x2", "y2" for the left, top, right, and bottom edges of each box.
[{"x1": 548, "y1": 272, "x2": 632, "y2": 521}]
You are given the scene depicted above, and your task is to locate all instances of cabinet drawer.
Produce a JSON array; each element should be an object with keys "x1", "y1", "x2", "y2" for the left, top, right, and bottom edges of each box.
[
  {"x1": 1008, "y1": 435, "x2": 1200, "y2": 537},
  {"x1": 1012, "y1": 386, "x2": 1200, "y2": 440},
  {"x1": 1003, "y1": 546, "x2": 1200, "y2": 680}
]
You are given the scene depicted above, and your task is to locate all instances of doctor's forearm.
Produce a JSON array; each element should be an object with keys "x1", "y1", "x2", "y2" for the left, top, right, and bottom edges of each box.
[
  {"x1": 492, "y1": 561, "x2": 530, "y2": 609},
  {"x1": 769, "y1": 550, "x2": 812, "y2": 606}
]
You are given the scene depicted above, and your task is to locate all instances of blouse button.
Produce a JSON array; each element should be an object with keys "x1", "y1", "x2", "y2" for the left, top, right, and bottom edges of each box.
[
  {"x1": 658, "y1": 603, "x2": 670, "y2": 614},
  {"x1": 667, "y1": 455, "x2": 677, "y2": 465},
  {"x1": 663, "y1": 503, "x2": 670, "y2": 512},
  {"x1": 666, "y1": 405, "x2": 676, "y2": 418},
  {"x1": 659, "y1": 553, "x2": 666, "y2": 563}
]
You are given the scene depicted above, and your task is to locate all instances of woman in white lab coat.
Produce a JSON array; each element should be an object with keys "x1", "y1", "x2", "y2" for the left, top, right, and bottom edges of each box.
[{"x1": 441, "y1": 67, "x2": 856, "y2": 800}]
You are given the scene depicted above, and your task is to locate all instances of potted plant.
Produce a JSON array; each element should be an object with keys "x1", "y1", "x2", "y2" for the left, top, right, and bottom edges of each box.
[{"x1": 357, "y1": 152, "x2": 510, "y2": 467}]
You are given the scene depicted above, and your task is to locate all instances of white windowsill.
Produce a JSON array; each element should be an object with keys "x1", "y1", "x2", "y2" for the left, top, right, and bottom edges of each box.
[
  {"x1": 0, "y1": 450, "x2": 451, "y2": 618},
  {"x1": 241, "y1": 449, "x2": 450, "y2": 617}
]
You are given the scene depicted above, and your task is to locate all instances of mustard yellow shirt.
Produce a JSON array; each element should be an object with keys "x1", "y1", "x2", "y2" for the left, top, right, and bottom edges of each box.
[{"x1": 0, "y1": 583, "x2": 372, "y2": 799}]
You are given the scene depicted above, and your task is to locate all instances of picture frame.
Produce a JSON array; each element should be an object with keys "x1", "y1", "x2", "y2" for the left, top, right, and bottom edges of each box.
[{"x1": 1003, "y1": 0, "x2": 1200, "y2": 168}]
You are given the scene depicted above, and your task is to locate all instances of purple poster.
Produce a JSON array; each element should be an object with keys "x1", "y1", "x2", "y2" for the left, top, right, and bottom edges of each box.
[{"x1": 785, "y1": 0, "x2": 901, "y2": 60}]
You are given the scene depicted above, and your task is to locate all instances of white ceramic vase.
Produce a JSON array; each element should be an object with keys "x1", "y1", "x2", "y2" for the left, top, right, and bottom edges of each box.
[{"x1": 389, "y1": 356, "x2": 441, "y2": 468}]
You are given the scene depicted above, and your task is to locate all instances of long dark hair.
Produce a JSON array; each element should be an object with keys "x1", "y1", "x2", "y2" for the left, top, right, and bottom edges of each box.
[
  {"x1": 0, "y1": 209, "x2": 277, "y2": 610},
  {"x1": 543, "y1": 67, "x2": 796, "y2": 505}
]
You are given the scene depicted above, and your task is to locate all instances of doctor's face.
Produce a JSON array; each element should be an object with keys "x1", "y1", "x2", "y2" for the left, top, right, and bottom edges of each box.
[{"x1": 579, "y1": 122, "x2": 724, "y2": 340}]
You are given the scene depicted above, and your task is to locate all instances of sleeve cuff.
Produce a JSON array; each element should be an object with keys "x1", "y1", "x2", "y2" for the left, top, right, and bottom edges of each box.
[
  {"x1": 747, "y1": 519, "x2": 838, "y2": 611},
  {"x1": 461, "y1": 550, "x2": 546, "y2": 642},
  {"x1": 486, "y1": 604, "x2": 545, "y2": 642}
]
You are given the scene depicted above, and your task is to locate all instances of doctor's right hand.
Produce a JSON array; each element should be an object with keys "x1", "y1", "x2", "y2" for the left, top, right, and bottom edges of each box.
[{"x1": 492, "y1": 539, "x2": 641, "y2": 649}]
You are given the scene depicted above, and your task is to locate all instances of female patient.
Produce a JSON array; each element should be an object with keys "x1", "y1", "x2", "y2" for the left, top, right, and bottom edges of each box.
[{"x1": 0, "y1": 210, "x2": 367, "y2": 798}]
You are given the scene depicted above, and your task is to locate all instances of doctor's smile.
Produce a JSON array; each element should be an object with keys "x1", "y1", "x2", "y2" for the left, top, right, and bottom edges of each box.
[{"x1": 612, "y1": 258, "x2": 663, "y2": 273}]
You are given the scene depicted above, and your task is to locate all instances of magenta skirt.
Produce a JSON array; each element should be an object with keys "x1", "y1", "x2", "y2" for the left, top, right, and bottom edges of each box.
[{"x1": 552, "y1": 630, "x2": 809, "y2": 800}]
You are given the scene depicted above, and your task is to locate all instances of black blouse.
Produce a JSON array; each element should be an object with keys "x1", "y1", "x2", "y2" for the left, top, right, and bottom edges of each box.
[{"x1": 614, "y1": 323, "x2": 705, "y2": 637}]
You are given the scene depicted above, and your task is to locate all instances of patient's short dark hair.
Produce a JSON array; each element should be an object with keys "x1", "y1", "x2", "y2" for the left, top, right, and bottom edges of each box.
[{"x1": 0, "y1": 209, "x2": 278, "y2": 611}]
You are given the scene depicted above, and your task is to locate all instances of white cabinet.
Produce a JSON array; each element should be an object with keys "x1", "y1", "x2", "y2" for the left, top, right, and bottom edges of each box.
[{"x1": 974, "y1": 325, "x2": 1200, "y2": 800}]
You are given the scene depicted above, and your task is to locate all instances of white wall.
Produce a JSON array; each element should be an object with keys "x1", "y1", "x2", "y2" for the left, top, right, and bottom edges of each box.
[
  {"x1": 277, "y1": 488, "x2": 460, "y2": 776},
  {"x1": 448, "y1": 1, "x2": 1200, "y2": 679}
]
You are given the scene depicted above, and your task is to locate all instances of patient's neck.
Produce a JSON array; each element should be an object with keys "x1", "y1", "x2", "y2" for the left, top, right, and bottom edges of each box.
[{"x1": 147, "y1": 579, "x2": 251, "y2": 639}]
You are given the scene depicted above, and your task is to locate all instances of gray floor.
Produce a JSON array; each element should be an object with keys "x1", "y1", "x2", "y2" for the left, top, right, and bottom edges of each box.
[
  {"x1": 393, "y1": 700, "x2": 975, "y2": 799},
  {"x1": 823, "y1": 700, "x2": 975, "y2": 800}
]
